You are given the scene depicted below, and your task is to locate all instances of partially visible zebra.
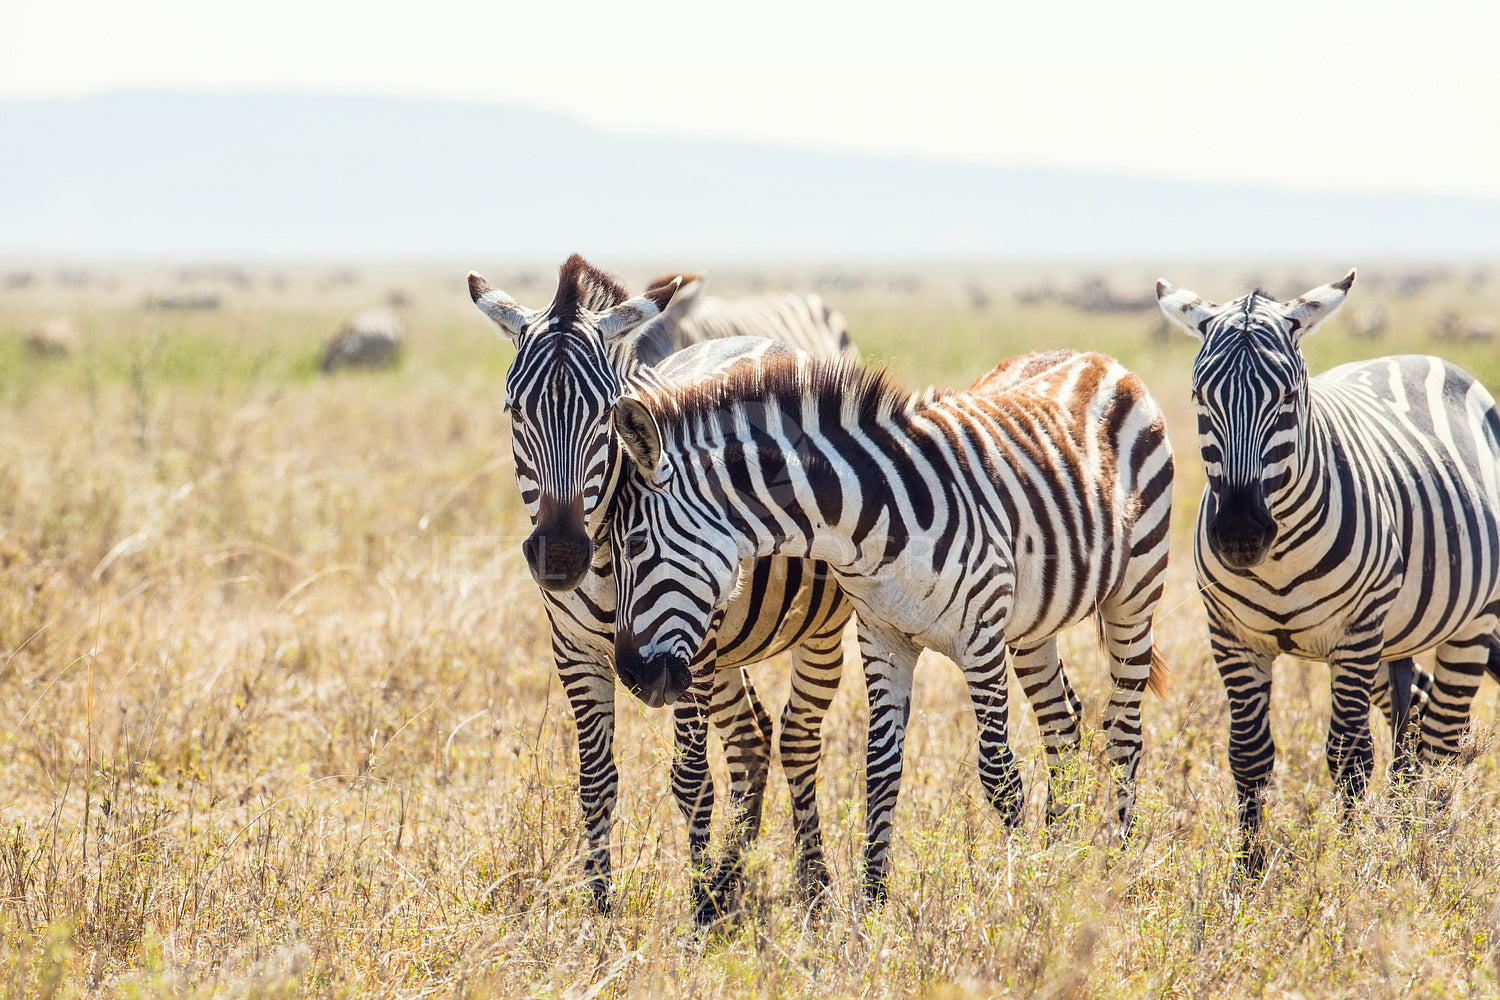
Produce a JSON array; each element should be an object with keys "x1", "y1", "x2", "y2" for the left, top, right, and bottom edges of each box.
[
  {"x1": 633, "y1": 274, "x2": 858, "y2": 363},
  {"x1": 468, "y1": 256, "x2": 853, "y2": 922},
  {"x1": 605, "y1": 345, "x2": 1174, "y2": 900},
  {"x1": 1157, "y1": 270, "x2": 1500, "y2": 872},
  {"x1": 321, "y1": 307, "x2": 403, "y2": 372}
]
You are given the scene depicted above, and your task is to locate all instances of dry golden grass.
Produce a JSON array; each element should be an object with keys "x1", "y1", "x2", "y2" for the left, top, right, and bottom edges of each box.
[{"x1": 0, "y1": 261, "x2": 1497, "y2": 998}]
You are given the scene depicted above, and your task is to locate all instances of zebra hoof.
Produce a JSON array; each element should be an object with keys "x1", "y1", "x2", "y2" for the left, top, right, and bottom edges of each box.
[
  {"x1": 692, "y1": 860, "x2": 744, "y2": 929},
  {"x1": 590, "y1": 882, "x2": 611, "y2": 915},
  {"x1": 1387, "y1": 755, "x2": 1420, "y2": 790},
  {"x1": 795, "y1": 854, "x2": 831, "y2": 903},
  {"x1": 1044, "y1": 796, "x2": 1081, "y2": 830},
  {"x1": 1235, "y1": 841, "x2": 1268, "y2": 882}
]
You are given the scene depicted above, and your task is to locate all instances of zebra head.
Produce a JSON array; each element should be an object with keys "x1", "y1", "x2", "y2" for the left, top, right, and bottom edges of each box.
[
  {"x1": 1157, "y1": 270, "x2": 1355, "y2": 568},
  {"x1": 469, "y1": 256, "x2": 680, "y2": 592},
  {"x1": 607, "y1": 395, "x2": 747, "y2": 707}
]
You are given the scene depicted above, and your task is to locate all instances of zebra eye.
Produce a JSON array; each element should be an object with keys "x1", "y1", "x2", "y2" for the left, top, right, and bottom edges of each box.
[
  {"x1": 625, "y1": 533, "x2": 649, "y2": 559},
  {"x1": 1281, "y1": 388, "x2": 1298, "y2": 405},
  {"x1": 1189, "y1": 388, "x2": 1203, "y2": 405}
]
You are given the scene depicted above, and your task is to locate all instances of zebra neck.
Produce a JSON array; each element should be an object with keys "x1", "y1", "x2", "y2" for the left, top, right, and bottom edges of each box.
[
  {"x1": 589, "y1": 439, "x2": 628, "y2": 544},
  {"x1": 695, "y1": 403, "x2": 915, "y2": 574}
]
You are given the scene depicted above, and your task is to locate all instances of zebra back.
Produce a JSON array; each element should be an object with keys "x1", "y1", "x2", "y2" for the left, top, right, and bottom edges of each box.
[{"x1": 635, "y1": 276, "x2": 855, "y2": 364}]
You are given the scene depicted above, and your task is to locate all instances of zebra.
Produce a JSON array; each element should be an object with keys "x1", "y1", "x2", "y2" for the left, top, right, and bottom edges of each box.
[
  {"x1": 467, "y1": 256, "x2": 853, "y2": 922},
  {"x1": 1156, "y1": 270, "x2": 1500, "y2": 873},
  {"x1": 605, "y1": 345, "x2": 1174, "y2": 900},
  {"x1": 632, "y1": 274, "x2": 859, "y2": 363}
]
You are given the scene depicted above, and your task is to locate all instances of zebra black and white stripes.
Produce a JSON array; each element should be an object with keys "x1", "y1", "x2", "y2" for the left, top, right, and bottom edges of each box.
[
  {"x1": 468, "y1": 256, "x2": 853, "y2": 921},
  {"x1": 607, "y1": 345, "x2": 1173, "y2": 900},
  {"x1": 1158, "y1": 271, "x2": 1500, "y2": 870},
  {"x1": 633, "y1": 275, "x2": 858, "y2": 364}
]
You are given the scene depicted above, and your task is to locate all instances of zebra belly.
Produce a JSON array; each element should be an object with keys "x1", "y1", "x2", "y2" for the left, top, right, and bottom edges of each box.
[{"x1": 831, "y1": 560, "x2": 1015, "y2": 665}]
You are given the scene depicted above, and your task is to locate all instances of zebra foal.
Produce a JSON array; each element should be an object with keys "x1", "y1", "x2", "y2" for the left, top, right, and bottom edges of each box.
[
  {"x1": 1157, "y1": 270, "x2": 1500, "y2": 872},
  {"x1": 468, "y1": 256, "x2": 852, "y2": 923},
  {"x1": 606, "y1": 345, "x2": 1174, "y2": 900}
]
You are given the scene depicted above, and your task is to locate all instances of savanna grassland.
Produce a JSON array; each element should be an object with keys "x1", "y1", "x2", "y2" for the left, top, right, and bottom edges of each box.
[{"x1": 0, "y1": 260, "x2": 1498, "y2": 999}]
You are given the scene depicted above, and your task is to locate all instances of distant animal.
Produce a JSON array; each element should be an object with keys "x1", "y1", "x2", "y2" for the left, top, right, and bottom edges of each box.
[
  {"x1": 25, "y1": 317, "x2": 77, "y2": 358},
  {"x1": 468, "y1": 256, "x2": 854, "y2": 924},
  {"x1": 605, "y1": 345, "x2": 1174, "y2": 902},
  {"x1": 1060, "y1": 277, "x2": 1156, "y2": 313},
  {"x1": 321, "y1": 308, "x2": 403, "y2": 373},
  {"x1": 633, "y1": 274, "x2": 856, "y2": 363},
  {"x1": 145, "y1": 293, "x2": 221, "y2": 311},
  {"x1": 1158, "y1": 271, "x2": 1500, "y2": 874},
  {"x1": 1432, "y1": 311, "x2": 1497, "y2": 343}
]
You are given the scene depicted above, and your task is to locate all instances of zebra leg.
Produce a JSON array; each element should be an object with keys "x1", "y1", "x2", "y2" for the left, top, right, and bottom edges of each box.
[
  {"x1": 781, "y1": 620, "x2": 845, "y2": 900},
  {"x1": 1370, "y1": 660, "x2": 1434, "y2": 728},
  {"x1": 1098, "y1": 511, "x2": 1168, "y2": 840},
  {"x1": 964, "y1": 651, "x2": 1024, "y2": 829},
  {"x1": 669, "y1": 666, "x2": 716, "y2": 922},
  {"x1": 561, "y1": 653, "x2": 619, "y2": 911},
  {"x1": 860, "y1": 629, "x2": 919, "y2": 905},
  {"x1": 696, "y1": 661, "x2": 773, "y2": 925},
  {"x1": 1099, "y1": 610, "x2": 1160, "y2": 840},
  {"x1": 1418, "y1": 623, "x2": 1495, "y2": 765},
  {"x1": 1209, "y1": 613, "x2": 1277, "y2": 876},
  {"x1": 1325, "y1": 648, "x2": 1381, "y2": 824},
  {"x1": 1009, "y1": 640, "x2": 1083, "y2": 826},
  {"x1": 541, "y1": 595, "x2": 620, "y2": 910}
]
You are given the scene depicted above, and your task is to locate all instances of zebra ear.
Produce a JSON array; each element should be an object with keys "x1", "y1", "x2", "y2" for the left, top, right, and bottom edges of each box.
[
  {"x1": 597, "y1": 278, "x2": 683, "y2": 343},
  {"x1": 1283, "y1": 269, "x2": 1356, "y2": 341},
  {"x1": 1155, "y1": 279, "x2": 1217, "y2": 341},
  {"x1": 657, "y1": 275, "x2": 703, "y2": 320},
  {"x1": 468, "y1": 272, "x2": 537, "y2": 345},
  {"x1": 613, "y1": 397, "x2": 673, "y2": 485}
]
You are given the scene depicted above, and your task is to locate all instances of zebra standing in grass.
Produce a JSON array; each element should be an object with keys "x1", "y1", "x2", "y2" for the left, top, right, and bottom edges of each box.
[
  {"x1": 468, "y1": 256, "x2": 853, "y2": 922},
  {"x1": 605, "y1": 345, "x2": 1174, "y2": 900},
  {"x1": 633, "y1": 274, "x2": 859, "y2": 363},
  {"x1": 1157, "y1": 271, "x2": 1500, "y2": 872}
]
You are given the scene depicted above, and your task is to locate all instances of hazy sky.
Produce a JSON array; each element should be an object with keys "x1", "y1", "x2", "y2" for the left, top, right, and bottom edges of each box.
[{"x1": 6, "y1": 1, "x2": 1498, "y2": 199}]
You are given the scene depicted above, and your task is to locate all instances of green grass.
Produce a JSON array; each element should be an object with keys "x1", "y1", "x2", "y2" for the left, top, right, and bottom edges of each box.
[{"x1": 0, "y1": 261, "x2": 1497, "y2": 998}]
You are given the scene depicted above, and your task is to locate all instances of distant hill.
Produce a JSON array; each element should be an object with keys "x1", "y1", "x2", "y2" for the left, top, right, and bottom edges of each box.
[{"x1": 3, "y1": 91, "x2": 1499, "y2": 260}]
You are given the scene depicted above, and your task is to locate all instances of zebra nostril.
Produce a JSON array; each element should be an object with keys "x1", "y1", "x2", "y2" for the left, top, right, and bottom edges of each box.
[{"x1": 523, "y1": 528, "x2": 592, "y2": 591}]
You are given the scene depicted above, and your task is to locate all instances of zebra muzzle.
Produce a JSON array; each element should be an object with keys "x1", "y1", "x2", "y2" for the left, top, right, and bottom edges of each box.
[
  {"x1": 523, "y1": 493, "x2": 593, "y2": 591},
  {"x1": 614, "y1": 633, "x2": 692, "y2": 708},
  {"x1": 1207, "y1": 487, "x2": 1277, "y2": 568}
]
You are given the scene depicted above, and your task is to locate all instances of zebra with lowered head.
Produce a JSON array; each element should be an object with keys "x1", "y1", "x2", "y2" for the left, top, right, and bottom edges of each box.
[
  {"x1": 1157, "y1": 270, "x2": 1500, "y2": 873},
  {"x1": 468, "y1": 256, "x2": 853, "y2": 923},
  {"x1": 605, "y1": 344, "x2": 1174, "y2": 901}
]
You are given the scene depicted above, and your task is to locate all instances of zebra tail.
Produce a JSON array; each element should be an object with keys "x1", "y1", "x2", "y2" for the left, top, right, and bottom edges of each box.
[{"x1": 1146, "y1": 647, "x2": 1173, "y2": 698}]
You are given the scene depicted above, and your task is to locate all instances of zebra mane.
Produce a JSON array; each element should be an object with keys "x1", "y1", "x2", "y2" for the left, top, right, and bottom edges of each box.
[
  {"x1": 548, "y1": 254, "x2": 630, "y2": 324},
  {"x1": 1219, "y1": 288, "x2": 1284, "y2": 341},
  {"x1": 644, "y1": 352, "x2": 915, "y2": 439}
]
